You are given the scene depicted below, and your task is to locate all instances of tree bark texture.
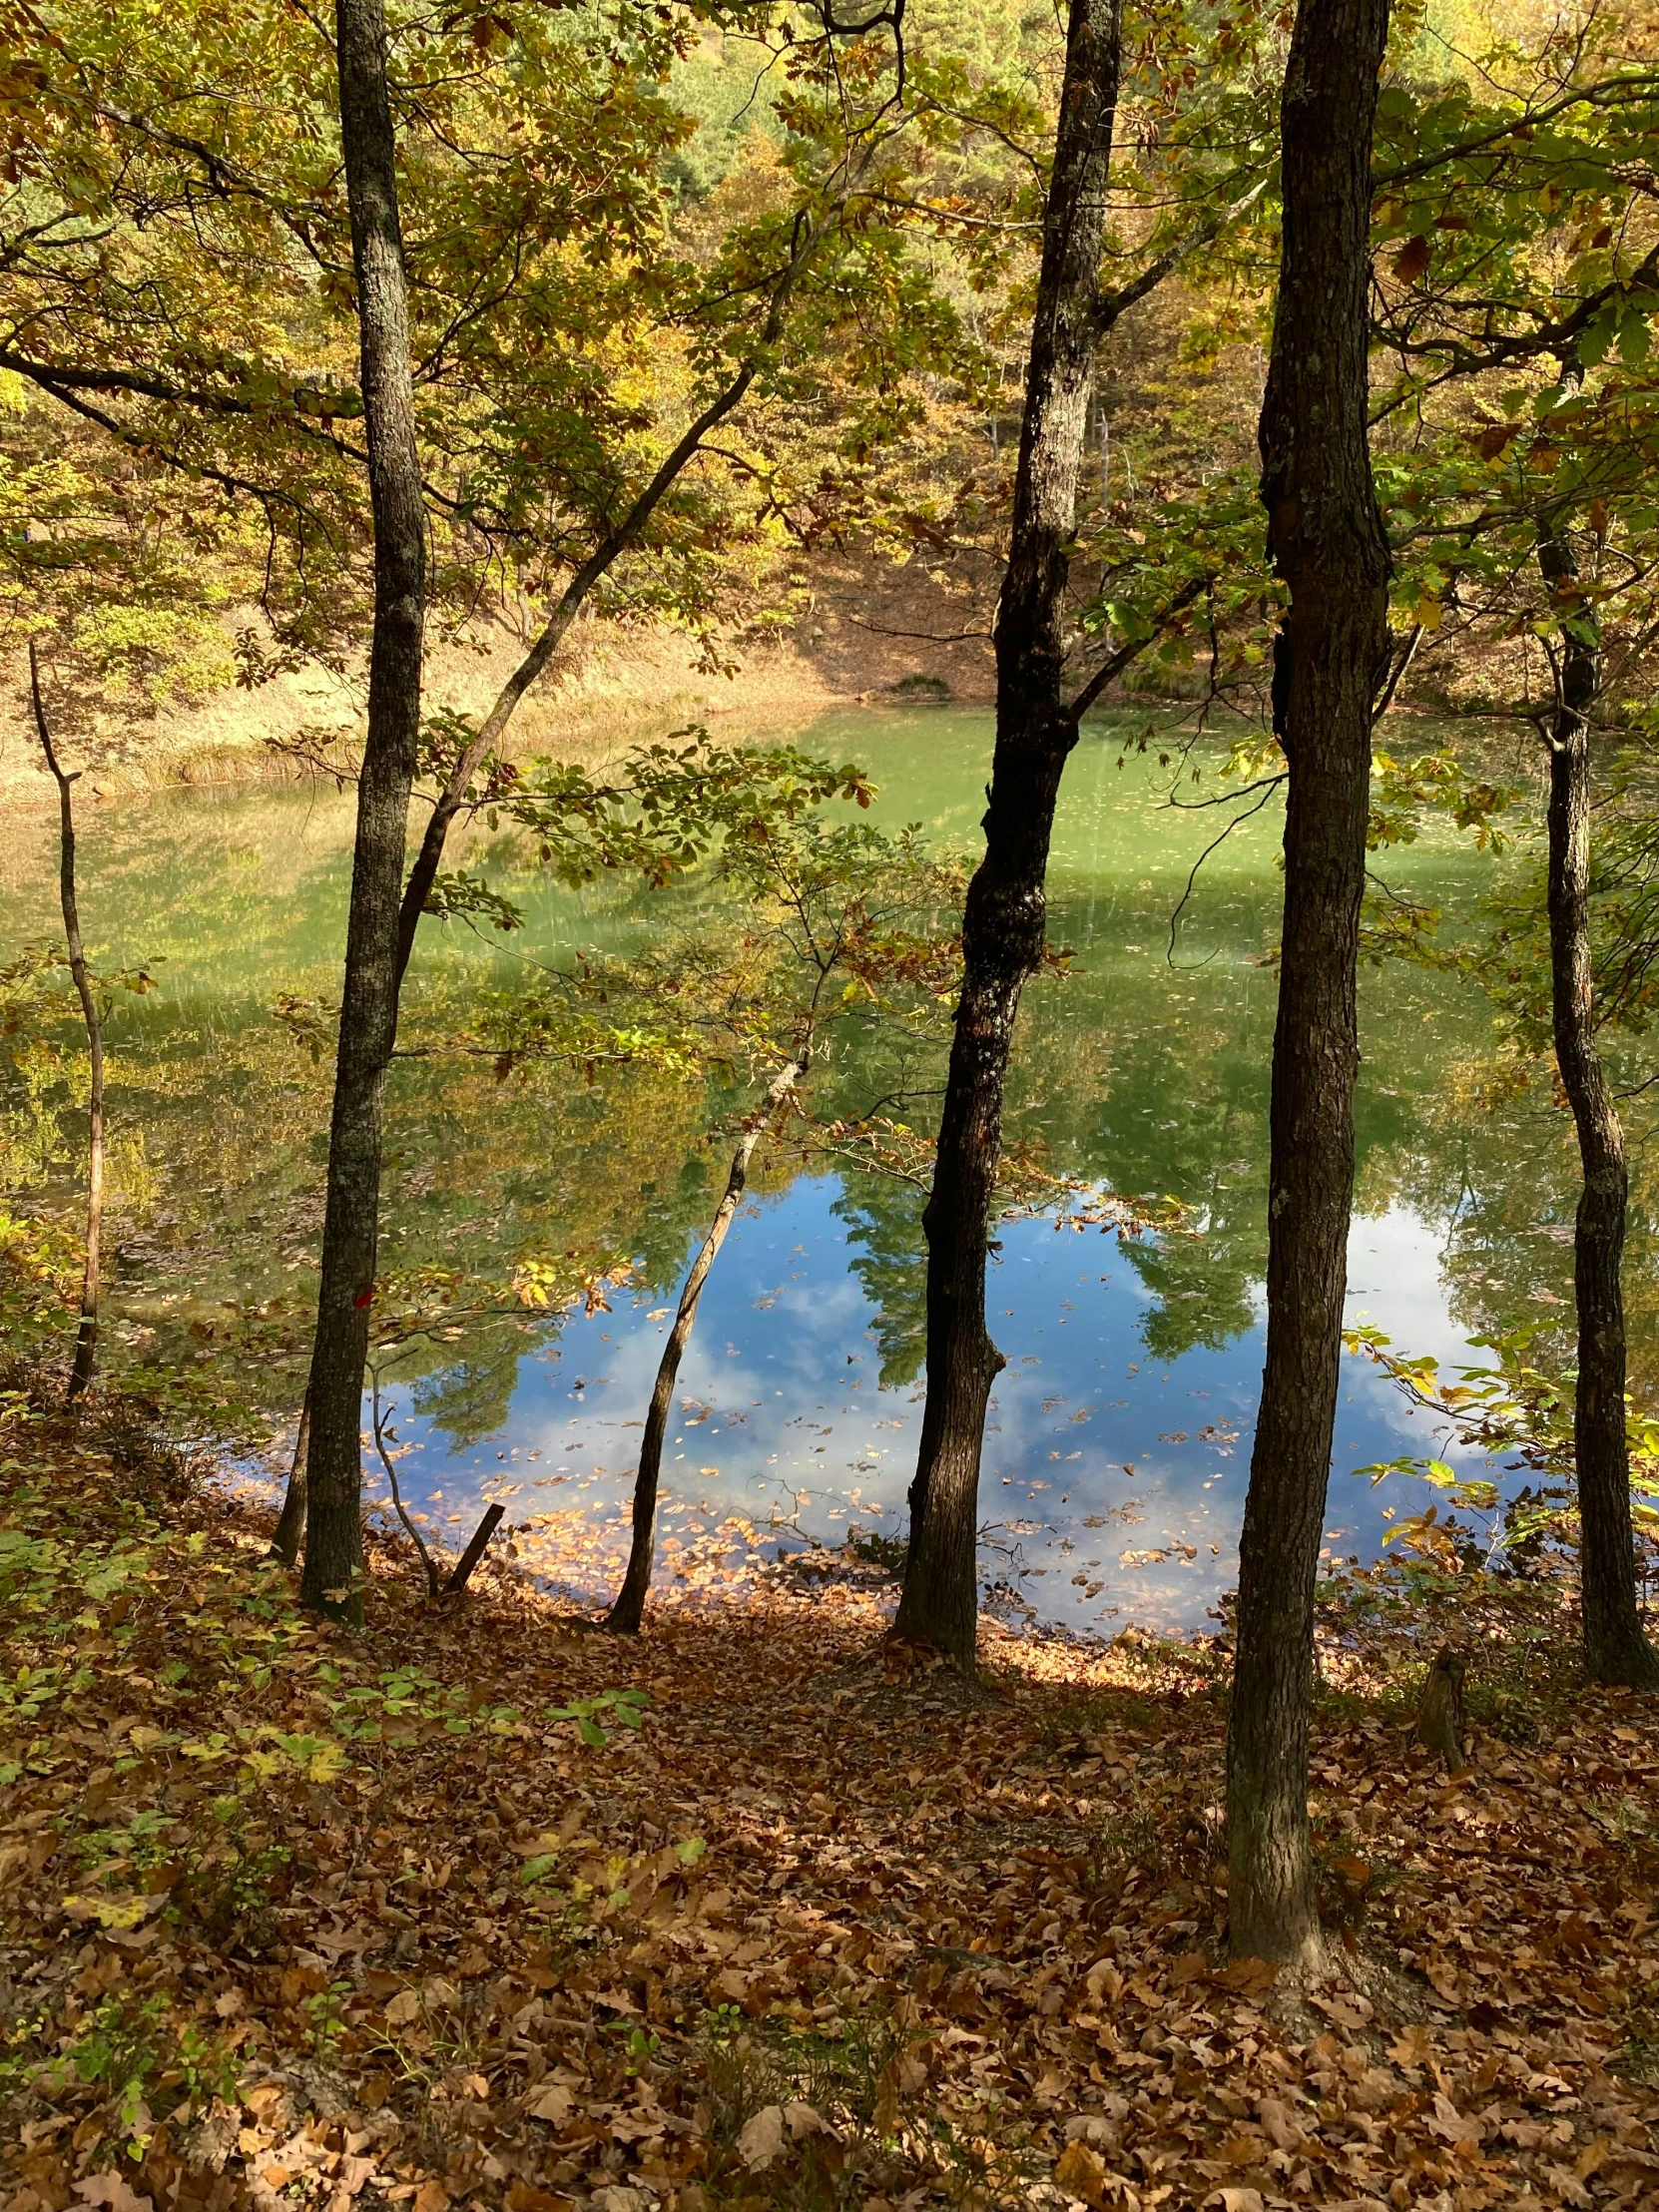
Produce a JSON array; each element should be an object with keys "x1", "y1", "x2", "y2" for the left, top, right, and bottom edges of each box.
[
  {"x1": 270, "y1": 1387, "x2": 310, "y2": 1566},
  {"x1": 300, "y1": 0, "x2": 427, "y2": 1618},
  {"x1": 1225, "y1": 0, "x2": 1392, "y2": 1963},
  {"x1": 1538, "y1": 501, "x2": 1659, "y2": 1687},
  {"x1": 893, "y1": 0, "x2": 1122, "y2": 1670},
  {"x1": 29, "y1": 643, "x2": 103, "y2": 1403},
  {"x1": 606, "y1": 1052, "x2": 807, "y2": 1634}
]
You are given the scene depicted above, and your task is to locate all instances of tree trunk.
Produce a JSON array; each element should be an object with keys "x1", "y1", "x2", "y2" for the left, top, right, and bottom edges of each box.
[
  {"x1": 1225, "y1": 0, "x2": 1392, "y2": 1963},
  {"x1": 299, "y1": 0, "x2": 427, "y2": 1620},
  {"x1": 270, "y1": 1387, "x2": 310, "y2": 1566},
  {"x1": 606, "y1": 1051, "x2": 807, "y2": 1634},
  {"x1": 892, "y1": 0, "x2": 1122, "y2": 1671},
  {"x1": 297, "y1": 44, "x2": 862, "y2": 1616},
  {"x1": 29, "y1": 644, "x2": 103, "y2": 1404},
  {"x1": 1538, "y1": 492, "x2": 1659, "y2": 1688}
]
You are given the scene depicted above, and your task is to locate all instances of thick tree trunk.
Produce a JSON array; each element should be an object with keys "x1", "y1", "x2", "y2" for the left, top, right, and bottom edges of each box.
[
  {"x1": 1538, "y1": 506, "x2": 1659, "y2": 1688},
  {"x1": 1225, "y1": 0, "x2": 1392, "y2": 1963},
  {"x1": 893, "y1": 0, "x2": 1122, "y2": 1670},
  {"x1": 270, "y1": 1387, "x2": 310, "y2": 1566},
  {"x1": 299, "y1": 0, "x2": 427, "y2": 1620},
  {"x1": 606, "y1": 1052, "x2": 807, "y2": 1634},
  {"x1": 29, "y1": 644, "x2": 103, "y2": 1404}
]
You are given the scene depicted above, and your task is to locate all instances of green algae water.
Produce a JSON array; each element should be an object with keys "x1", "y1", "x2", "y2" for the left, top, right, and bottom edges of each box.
[{"x1": 4, "y1": 708, "x2": 1645, "y2": 1633}]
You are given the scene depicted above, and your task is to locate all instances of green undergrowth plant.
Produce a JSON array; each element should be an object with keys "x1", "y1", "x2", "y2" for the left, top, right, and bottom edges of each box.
[
  {"x1": 59, "y1": 1785, "x2": 294, "y2": 1945},
  {"x1": 697, "y1": 2003, "x2": 906, "y2": 2140},
  {"x1": 39, "y1": 1992, "x2": 242, "y2": 2163},
  {"x1": 683, "y1": 1999, "x2": 1034, "y2": 2211}
]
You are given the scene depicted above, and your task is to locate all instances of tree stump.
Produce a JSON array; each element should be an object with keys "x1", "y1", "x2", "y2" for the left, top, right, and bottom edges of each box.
[{"x1": 1415, "y1": 1646, "x2": 1467, "y2": 1768}]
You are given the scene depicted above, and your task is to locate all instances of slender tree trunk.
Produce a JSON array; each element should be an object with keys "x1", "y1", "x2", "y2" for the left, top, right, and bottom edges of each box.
[
  {"x1": 270, "y1": 1387, "x2": 310, "y2": 1566},
  {"x1": 893, "y1": 0, "x2": 1123, "y2": 1671},
  {"x1": 606, "y1": 1051, "x2": 807, "y2": 1634},
  {"x1": 1538, "y1": 491, "x2": 1659, "y2": 1688},
  {"x1": 29, "y1": 644, "x2": 103, "y2": 1404},
  {"x1": 1225, "y1": 0, "x2": 1392, "y2": 1963},
  {"x1": 299, "y1": 0, "x2": 427, "y2": 1619}
]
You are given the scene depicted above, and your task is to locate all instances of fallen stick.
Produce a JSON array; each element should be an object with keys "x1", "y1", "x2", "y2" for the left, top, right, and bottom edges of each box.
[{"x1": 445, "y1": 1503, "x2": 506, "y2": 1597}]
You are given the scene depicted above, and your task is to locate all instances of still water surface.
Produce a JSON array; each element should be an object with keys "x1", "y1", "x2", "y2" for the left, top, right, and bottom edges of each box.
[{"x1": 1, "y1": 708, "x2": 1617, "y2": 1633}]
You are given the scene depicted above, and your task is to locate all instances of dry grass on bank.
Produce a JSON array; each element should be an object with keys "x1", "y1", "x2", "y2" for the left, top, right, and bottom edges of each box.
[
  {"x1": 3, "y1": 1397, "x2": 1659, "y2": 2212},
  {"x1": 0, "y1": 559, "x2": 1002, "y2": 809}
]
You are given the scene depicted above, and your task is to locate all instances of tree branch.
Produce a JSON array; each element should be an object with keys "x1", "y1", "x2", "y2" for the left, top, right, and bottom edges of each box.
[
  {"x1": 393, "y1": 211, "x2": 831, "y2": 982},
  {"x1": 1064, "y1": 573, "x2": 1210, "y2": 723}
]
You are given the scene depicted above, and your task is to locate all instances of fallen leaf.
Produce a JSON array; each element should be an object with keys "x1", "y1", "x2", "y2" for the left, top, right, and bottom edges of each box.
[
  {"x1": 74, "y1": 2179, "x2": 153, "y2": 2212},
  {"x1": 1054, "y1": 2137, "x2": 1109, "y2": 2208},
  {"x1": 737, "y1": 2104, "x2": 786, "y2": 2170}
]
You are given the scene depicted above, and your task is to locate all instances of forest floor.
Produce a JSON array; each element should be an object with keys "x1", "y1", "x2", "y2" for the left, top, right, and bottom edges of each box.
[{"x1": 3, "y1": 1397, "x2": 1659, "y2": 2212}]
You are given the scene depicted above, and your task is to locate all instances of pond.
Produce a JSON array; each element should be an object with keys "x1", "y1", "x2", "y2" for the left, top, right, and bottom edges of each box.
[{"x1": 4, "y1": 706, "x2": 1643, "y2": 1635}]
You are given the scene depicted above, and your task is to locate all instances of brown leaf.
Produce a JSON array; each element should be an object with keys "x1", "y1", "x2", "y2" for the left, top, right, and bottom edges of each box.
[
  {"x1": 1222, "y1": 1954, "x2": 1277, "y2": 1997},
  {"x1": 1255, "y1": 2097, "x2": 1304, "y2": 2151},
  {"x1": 1387, "y1": 2024, "x2": 1433, "y2": 2068},
  {"x1": 1216, "y1": 2133, "x2": 1262, "y2": 2166},
  {"x1": 736, "y1": 2104, "x2": 786, "y2": 2170},
  {"x1": 1426, "y1": 2092, "x2": 1479, "y2": 2145},
  {"x1": 505, "y1": 2188, "x2": 566, "y2": 2212},
  {"x1": 73, "y1": 2179, "x2": 153, "y2": 2212},
  {"x1": 873, "y1": 2061, "x2": 900, "y2": 2137},
  {"x1": 1086, "y1": 1957, "x2": 1124, "y2": 2004},
  {"x1": 1391, "y1": 235, "x2": 1431, "y2": 284},
  {"x1": 1054, "y1": 2138, "x2": 1109, "y2": 2208}
]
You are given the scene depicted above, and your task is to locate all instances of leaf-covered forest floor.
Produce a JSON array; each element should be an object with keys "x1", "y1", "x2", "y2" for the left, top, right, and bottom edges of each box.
[{"x1": 4, "y1": 1397, "x2": 1659, "y2": 2212}]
